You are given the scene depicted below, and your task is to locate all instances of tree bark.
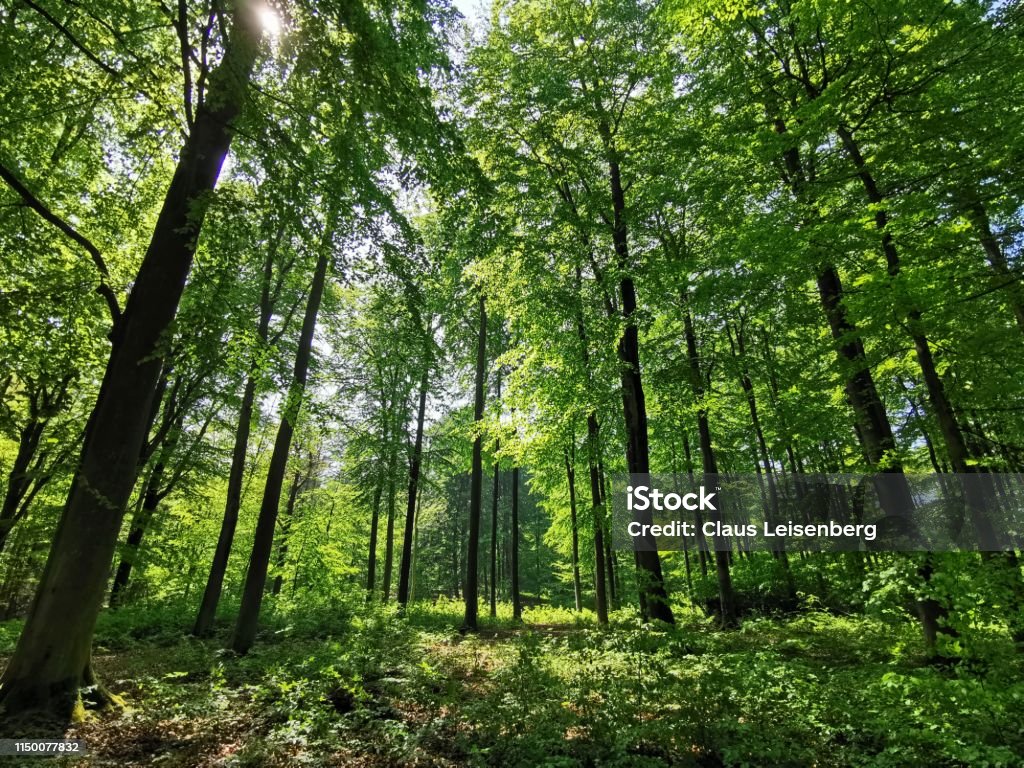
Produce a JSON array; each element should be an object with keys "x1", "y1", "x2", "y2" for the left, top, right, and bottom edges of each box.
[
  {"x1": 604, "y1": 149, "x2": 673, "y2": 625},
  {"x1": 109, "y1": 460, "x2": 165, "y2": 608},
  {"x1": 564, "y1": 449, "x2": 583, "y2": 612},
  {"x1": 511, "y1": 464, "x2": 522, "y2": 620},
  {"x1": 489, "y1": 372, "x2": 502, "y2": 618},
  {"x1": 271, "y1": 470, "x2": 304, "y2": 596},
  {"x1": 366, "y1": 475, "x2": 383, "y2": 595},
  {"x1": 0, "y1": 2, "x2": 261, "y2": 721},
  {"x1": 958, "y1": 192, "x2": 1024, "y2": 334},
  {"x1": 232, "y1": 247, "x2": 330, "y2": 654},
  {"x1": 0, "y1": 415, "x2": 46, "y2": 555},
  {"x1": 683, "y1": 307, "x2": 736, "y2": 625},
  {"x1": 381, "y1": 446, "x2": 398, "y2": 602},
  {"x1": 463, "y1": 294, "x2": 486, "y2": 631},
  {"x1": 586, "y1": 415, "x2": 609, "y2": 625},
  {"x1": 195, "y1": 242, "x2": 279, "y2": 635},
  {"x1": 397, "y1": 365, "x2": 429, "y2": 606}
]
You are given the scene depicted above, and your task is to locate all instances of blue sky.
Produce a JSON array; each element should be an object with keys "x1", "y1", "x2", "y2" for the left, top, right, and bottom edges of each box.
[{"x1": 452, "y1": 0, "x2": 489, "y2": 25}]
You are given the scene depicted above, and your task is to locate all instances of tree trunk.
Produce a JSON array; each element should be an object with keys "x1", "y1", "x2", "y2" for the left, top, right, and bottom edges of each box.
[
  {"x1": 0, "y1": 417, "x2": 45, "y2": 555},
  {"x1": 564, "y1": 449, "x2": 583, "y2": 612},
  {"x1": 683, "y1": 307, "x2": 737, "y2": 625},
  {"x1": 463, "y1": 294, "x2": 486, "y2": 631},
  {"x1": 195, "y1": 242, "x2": 279, "y2": 635},
  {"x1": 511, "y1": 465, "x2": 522, "y2": 620},
  {"x1": 232, "y1": 247, "x2": 330, "y2": 654},
  {"x1": 109, "y1": 460, "x2": 166, "y2": 608},
  {"x1": 603, "y1": 148, "x2": 673, "y2": 625},
  {"x1": 587, "y1": 416, "x2": 609, "y2": 625},
  {"x1": 489, "y1": 445, "x2": 500, "y2": 617},
  {"x1": 0, "y1": 3, "x2": 261, "y2": 721},
  {"x1": 597, "y1": 459, "x2": 619, "y2": 609},
  {"x1": 271, "y1": 471, "x2": 303, "y2": 596},
  {"x1": 572, "y1": 267, "x2": 607, "y2": 623},
  {"x1": 957, "y1": 190, "x2": 1024, "y2": 334},
  {"x1": 381, "y1": 448, "x2": 398, "y2": 603},
  {"x1": 727, "y1": 321, "x2": 795, "y2": 599},
  {"x1": 489, "y1": 372, "x2": 502, "y2": 618},
  {"x1": 409, "y1": 458, "x2": 425, "y2": 603},
  {"x1": 398, "y1": 365, "x2": 429, "y2": 606}
]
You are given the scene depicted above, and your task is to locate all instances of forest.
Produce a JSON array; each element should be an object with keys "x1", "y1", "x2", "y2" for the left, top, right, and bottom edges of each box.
[{"x1": 1, "y1": 0, "x2": 1023, "y2": 764}]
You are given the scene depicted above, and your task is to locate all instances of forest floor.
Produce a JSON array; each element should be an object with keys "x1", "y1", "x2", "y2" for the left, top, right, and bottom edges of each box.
[{"x1": 1, "y1": 600, "x2": 1023, "y2": 767}]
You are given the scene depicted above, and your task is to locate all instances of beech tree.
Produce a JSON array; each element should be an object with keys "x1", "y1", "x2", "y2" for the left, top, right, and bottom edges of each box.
[{"x1": 0, "y1": 0, "x2": 264, "y2": 720}]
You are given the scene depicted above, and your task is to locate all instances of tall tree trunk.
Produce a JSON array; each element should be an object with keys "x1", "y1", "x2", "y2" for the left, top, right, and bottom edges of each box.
[
  {"x1": 366, "y1": 475, "x2": 383, "y2": 596},
  {"x1": 956, "y1": 189, "x2": 1024, "y2": 334},
  {"x1": 597, "y1": 459, "x2": 620, "y2": 609},
  {"x1": 836, "y1": 124, "x2": 998, "y2": 545},
  {"x1": 727, "y1": 321, "x2": 796, "y2": 600},
  {"x1": 565, "y1": 449, "x2": 583, "y2": 612},
  {"x1": 195, "y1": 242, "x2": 279, "y2": 636},
  {"x1": 109, "y1": 460, "x2": 165, "y2": 608},
  {"x1": 381, "y1": 447, "x2": 398, "y2": 603},
  {"x1": 398, "y1": 365, "x2": 429, "y2": 606},
  {"x1": 0, "y1": 417, "x2": 46, "y2": 555},
  {"x1": 511, "y1": 464, "x2": 521, "y2": 620},
  {"x1": 271, "y1": 471, "x2": 303, "y2": 596},
  {"x1": 463, "y1": 294, "x2": 486, "y2": 631},
  {"x1": 587, "y1": 415, "x2": 609, "y2": 625},
  {"x1": 489, "y1": 444, "x2": 500, "y2": 617},
  {"x1": 771, "y1": 113, "x2": 916, "y2": 521},
  {"x1": 815, "y1": 265, "x2": 918, "y2": 519},
  {"x1": 232, "y1": 247, "x2": 330, "y2": 654},
  {"x1": 570, "y1": 266, "x2": 608, "y2": 623},
  {"x1": 603, "y1": 145, "x2": 673, "y2": 625},
  {"x1": 409, "y1": 457, "x2": 426, "y2": 603},
  {"x1": 683, "y1": 307, "x2": 737, "y2": 625},
  {"x1": 489, "y1": 372, "x2": 502, "y2": 618},
  {"x1": 0, "y1": 3, "x2": 261, "y2": 721}
]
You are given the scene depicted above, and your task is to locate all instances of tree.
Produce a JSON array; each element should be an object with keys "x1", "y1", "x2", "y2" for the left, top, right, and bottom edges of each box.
[
  {"x1": 232, "y1": 233, "x2": 332, "y2": 654},
  {"x1": 463, "y1": 294, "x2": 487, "y2": 631},
  {"x1": 0, "y1": 0, "x2": 264, "y2": 721}
]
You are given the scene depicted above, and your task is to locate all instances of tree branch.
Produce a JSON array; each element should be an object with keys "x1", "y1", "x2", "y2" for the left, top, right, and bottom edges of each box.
[
  {"x1": 20, "y1": 0, "x2": 120, "y2": 78},
  {"x1": 0, "y1": 160, "x2": 122, "y2": 325}
]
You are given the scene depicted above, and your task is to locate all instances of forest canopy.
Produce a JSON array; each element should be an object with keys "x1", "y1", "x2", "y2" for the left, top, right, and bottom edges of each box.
[{"x1": 0, "y1": 0, "x2": 1022, "y2": 764}]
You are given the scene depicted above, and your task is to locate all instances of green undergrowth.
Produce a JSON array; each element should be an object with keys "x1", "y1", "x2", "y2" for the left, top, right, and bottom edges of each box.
[{"x1": 1, "y1": 603, "x2": 1022, "y2": 767}]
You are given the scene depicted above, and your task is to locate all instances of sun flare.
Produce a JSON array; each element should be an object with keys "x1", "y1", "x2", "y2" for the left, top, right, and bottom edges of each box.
[{"x1": 258, "y1": 6, "x2": 281, "y2": 36}]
